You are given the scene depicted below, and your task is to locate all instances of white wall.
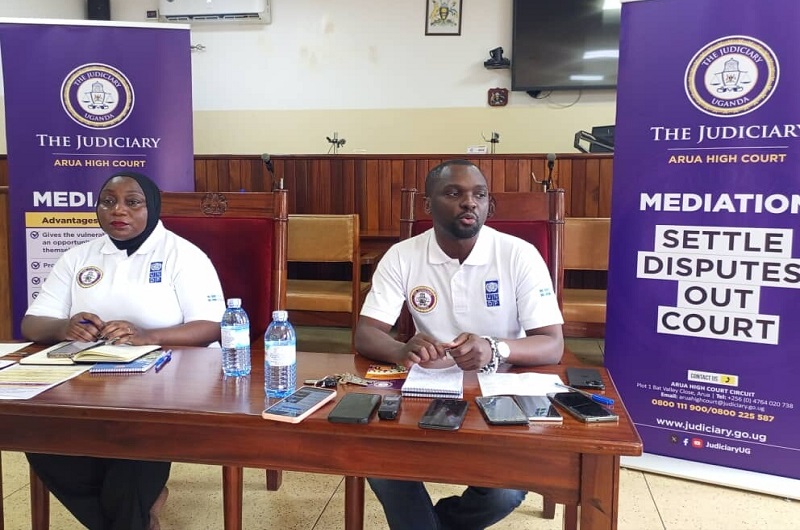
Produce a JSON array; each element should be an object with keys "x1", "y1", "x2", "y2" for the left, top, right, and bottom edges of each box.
[{"x1": 0, "y1": 0, "x2": 618, "y2": 154}]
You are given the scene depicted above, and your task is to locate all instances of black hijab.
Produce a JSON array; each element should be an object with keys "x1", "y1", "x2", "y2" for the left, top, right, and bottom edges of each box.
[{"x1": 97, "y1": 171, "x2": 162, "y2": 256}]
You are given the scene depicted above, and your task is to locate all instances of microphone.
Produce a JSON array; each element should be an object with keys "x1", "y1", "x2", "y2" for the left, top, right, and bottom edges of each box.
[
  {"x1": 261, "y1": 153, "x2": 282, "y2": 190},
  {"x1": 544, "y1": 153, "x2": 556, "y2": 191},
  {"x1": 546, "y1": 153, "x2": 556, "y2": 171}
]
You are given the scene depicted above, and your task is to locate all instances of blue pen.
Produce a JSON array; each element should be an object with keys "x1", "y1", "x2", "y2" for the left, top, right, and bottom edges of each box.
[
  {"x1": 154, "y1": 350, "x2": 173, "y2": 373},
  {"x1": 556, "y1": 382, "x2": 615, "y2": 406}
]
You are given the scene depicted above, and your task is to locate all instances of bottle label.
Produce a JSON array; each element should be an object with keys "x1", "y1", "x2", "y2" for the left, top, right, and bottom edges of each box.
[
  {"x1": 266, "y1": 344, "x2": 296, "y2": 366},
  {"x1": 222, "y1": 327, "x2": 250, "y2": 349}
]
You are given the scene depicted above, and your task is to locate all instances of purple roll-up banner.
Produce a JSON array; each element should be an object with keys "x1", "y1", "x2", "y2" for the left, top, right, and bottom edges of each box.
[
  {"x1": 0, "y1": 19, "x2": 194, "y2": 336},
  {"x1": 606, "y1": 0, "x2": 800, "y2": 492}
]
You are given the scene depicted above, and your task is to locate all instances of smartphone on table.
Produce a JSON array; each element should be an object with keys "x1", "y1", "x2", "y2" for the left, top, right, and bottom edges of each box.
[
  {"x1": 418, "y1": 398, "x2": 469, "y2": 430},
  {"x1": 548, "y1": 392, "x2": 618, "y2": 423},
  {"x1": 327, "y1": 392, "x2": 382, "y2": 424},
  {"x1": 512, "y1": 395, "x2": 563, "y2": 422},
  {"x1": 566, "y1": 367, "x2": 605, "y2": 390},
  {"x1": 475, "y1": 396, "x2": 529, "y2": 425},
  {"x1": 262, "y1": 386, "x2": 337, "y2": 424}
]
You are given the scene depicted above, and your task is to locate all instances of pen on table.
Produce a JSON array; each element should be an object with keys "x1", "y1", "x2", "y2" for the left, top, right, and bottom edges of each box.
[
  {"x1": 154, "y1": 350, "x2": 173, "y2": 373},
  {"x1": 555, "y1": 382, "x2": 615, "y2": 406}
]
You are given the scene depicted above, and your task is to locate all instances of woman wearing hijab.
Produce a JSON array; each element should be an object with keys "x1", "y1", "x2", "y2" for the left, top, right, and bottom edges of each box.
[{"x1": 21, "y1": 172, "x2": 226, "y2": 530}]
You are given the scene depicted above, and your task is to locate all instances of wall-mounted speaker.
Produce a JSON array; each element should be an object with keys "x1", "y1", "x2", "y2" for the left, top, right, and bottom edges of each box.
[{"x1": 87, "y1": 0, "x2": 111, "y2": 20}]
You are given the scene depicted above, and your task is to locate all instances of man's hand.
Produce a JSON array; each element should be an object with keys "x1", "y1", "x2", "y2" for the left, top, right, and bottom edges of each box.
[
  {"x1": 443, "y1": 333, "x2": 493, "y2": 371},
  {"x1": 400, "y1": 332, "x2": 449, "y2": 368}
]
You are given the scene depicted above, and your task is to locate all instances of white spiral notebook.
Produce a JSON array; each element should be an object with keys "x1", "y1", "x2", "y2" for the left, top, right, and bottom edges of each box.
[{"x1": 400, "y1": 364, "x2": 464, "y2": 398}]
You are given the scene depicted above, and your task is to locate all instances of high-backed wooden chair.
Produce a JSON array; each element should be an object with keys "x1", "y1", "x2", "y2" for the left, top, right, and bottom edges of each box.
[
  {"x1": 286, "y1": 214, "x2": 370, "y2": 350},
  {"x1": 563, "y1": 217, "x2": 610, "y2": 338},
  {"x1": 397, "y1": 187, "x2": 572, "y2": 522},
  {"x1": 28, "y1": 190, "x2": 288, "y2": 530}
]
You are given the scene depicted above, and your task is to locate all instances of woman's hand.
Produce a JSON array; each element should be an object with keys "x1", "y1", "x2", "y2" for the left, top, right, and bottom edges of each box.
[
  {"x1": 99, "y1": 320, "x2": 139, "y2": 345},
  {"x1": 65, "y1": 313, "x2": 104, "y2": 342}
]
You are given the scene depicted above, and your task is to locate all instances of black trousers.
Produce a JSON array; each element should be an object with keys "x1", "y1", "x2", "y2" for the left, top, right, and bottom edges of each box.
[{"x1": 26, "y1": 453, "x2": 170, "y2": 530}]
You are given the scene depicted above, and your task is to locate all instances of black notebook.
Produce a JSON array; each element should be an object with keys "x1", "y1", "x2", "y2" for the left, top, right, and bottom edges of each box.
[{"x1": 88, "y1": 351, "x2": 163, "y2": 374}]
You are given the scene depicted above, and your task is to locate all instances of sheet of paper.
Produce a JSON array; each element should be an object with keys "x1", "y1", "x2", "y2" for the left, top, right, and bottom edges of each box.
[
  {"x1": 0, "y1": 342, "x2": 33, "y2": 356},
  {"x1": 0, "y1": 360, "x2": 16, "y2": 371},
  {"x1": 478, "y1": 372, "x2": 565, "y2": 397},
  {"x1": 0, "y1": 364, "x2": 91, "y2": 400}
]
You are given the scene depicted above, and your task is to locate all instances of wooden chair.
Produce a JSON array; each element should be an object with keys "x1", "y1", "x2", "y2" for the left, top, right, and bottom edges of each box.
[
  {"x1": 28, "y1": 190, "x2": 288, "y2": 530},
  {"x1": 286, "y1": 214, "x2": 370, "y2": 350},
  {"x1": 397, "y1": 187, "x2": 572, "y2": 522},
  {"x1": 562, "y1": 217, "x2": 610, "y2": 338}
]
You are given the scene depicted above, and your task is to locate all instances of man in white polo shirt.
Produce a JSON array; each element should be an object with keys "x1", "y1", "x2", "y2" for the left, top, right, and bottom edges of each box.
[{"x1": 355, "y1": 159, "x2": 564, "y2": 530}]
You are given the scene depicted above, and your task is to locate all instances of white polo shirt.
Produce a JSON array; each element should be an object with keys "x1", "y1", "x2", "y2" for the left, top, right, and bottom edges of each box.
[
  {"x1": 27, "y1": 221, "x2": 226, "y2": 329},
  {"x1": 361, "y1": 226, "x2": 563, "y2": 343}
]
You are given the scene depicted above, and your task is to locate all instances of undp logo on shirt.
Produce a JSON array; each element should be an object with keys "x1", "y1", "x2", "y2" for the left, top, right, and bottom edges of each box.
[
  {"x1": 60, "y1": 63, "x2": 135, "y2": 129},
  {"x1": 684, "y1": 35, "x2": 779, "y2": 117}
]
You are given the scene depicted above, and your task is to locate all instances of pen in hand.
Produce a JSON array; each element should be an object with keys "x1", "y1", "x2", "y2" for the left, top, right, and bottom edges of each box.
[
  {"x1": 556, "y1": 382, "x2": 615, "y2": 406},
  {"x1": 154, "y1": 350, "x2": 173, "y2": 373}
]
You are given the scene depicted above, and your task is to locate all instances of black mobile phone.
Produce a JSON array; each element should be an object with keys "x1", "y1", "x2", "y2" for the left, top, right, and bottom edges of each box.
[
  {"x1": 566, "y1": 367, "x2": 605, "y2": 390},
  {"x1": 418, "y1": 398, "x2": 469, "y2": 431},
  {"x1": 261, "y1": 386, "x2": 337, "y2": 424},
  {"x1": 377, "y1": 395, "x2": 402, "y2": 420},
  {"x1": 327, "y1": 393, "x2": 382, "y2": 424},
  {"x1": 475, "y1": 396, "x2": 529, "y2": 426},
  {"x1": 548, "y1": 392, "x2": 618, "y2": 423},
  {"x1": 512, "y1": 395, "x2": 563, "y2": 422}
]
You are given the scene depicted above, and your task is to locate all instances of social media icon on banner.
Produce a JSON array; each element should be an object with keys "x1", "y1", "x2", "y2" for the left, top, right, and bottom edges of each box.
[{"x1": 691, "y1": 438, "x2": 704, "y2": 449}]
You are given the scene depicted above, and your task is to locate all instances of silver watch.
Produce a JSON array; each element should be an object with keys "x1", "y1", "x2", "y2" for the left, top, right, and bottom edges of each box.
[{"x1": 495, "y1": 340, "x2": 511, "y2": 362}]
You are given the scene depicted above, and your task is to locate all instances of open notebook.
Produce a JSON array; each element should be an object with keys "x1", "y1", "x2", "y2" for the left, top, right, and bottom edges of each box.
[
  {"x1": 401, "y1": 364, "x2": 464, "y2": 398},
  {"x1": 20, "y1": 342, "x2": 161, "y2": 365}
]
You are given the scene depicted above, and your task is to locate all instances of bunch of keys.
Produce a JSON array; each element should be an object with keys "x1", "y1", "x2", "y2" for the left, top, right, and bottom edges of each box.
[{"x1": 304, "y1": 373, "x2": 370, "y2": 388}]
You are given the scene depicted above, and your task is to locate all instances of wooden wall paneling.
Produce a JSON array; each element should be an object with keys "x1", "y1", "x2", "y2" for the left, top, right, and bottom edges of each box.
[
  {"x1": 489, "y1": 159, "x2": 505, "y2": 193},
  {"x1": 598, "y1": 157, "x2": 614, "y2": 217},
  {"x1": 556, "y1": 159, "x2": 573, "y2": 216},
  {"x1": 0, "y1": 159, "x2": 7, "y2": 186},
  {"x1": 570, "y1": 158, "x2": 588, "y2": 217},
  {"x1": 207, "y1": 159, "x2": 221, "y2": 190},
  {"x1": 504, "y1": 159, "x2": 519, "y2": 191},
  {"x1": 584, "y1": 157, "x2": 601, "y2": 218},
  {"x1": 194, "y1": 159, "x2": 208, "y2": 191},
  {"x1": 378, "y1": 160, "x2": 393, "y2": 232},
  {"x1": 328, "y1": 159, "x2": 342, "y2": 213},
  {"x1": 518, "y1": 158, "x2": 532, "y2": 193},
  {"x1": 389, "y1": 160, "x2": 404, "y2": 233},
  {"x1": 365, "y1": 159, "x2": 380, "y2": 232},
  {"x1": 342, "y1": 159, "x2": 356, "y2": 215},
  {"x1": 355, "y1": 161, "x2": 369, "y2": 232},
  {"x1": 293, "y1": 159, "x2": 310, "y2": 213},
  {"x1": 402, "y1": 160, "x2": 418, "y2": 233},
  {"x1": 228, "y1": 158, "x2": 243, "y2": 192}
]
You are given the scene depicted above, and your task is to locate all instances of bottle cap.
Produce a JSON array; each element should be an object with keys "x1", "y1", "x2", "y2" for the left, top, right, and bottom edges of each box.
[
  {"x1": 227, "y1": 298, "x2": 242, "y2": 308},
  {"x1": 272, "y1": 310, "x2": 288, "y2": 321}
]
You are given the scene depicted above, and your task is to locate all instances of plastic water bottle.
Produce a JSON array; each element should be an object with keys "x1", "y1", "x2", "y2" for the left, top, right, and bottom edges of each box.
[
  {"x1": 221, "y1": 298, "x2": 251, "y2": 377},
  {"x1": 264, "y1": 310, "x2": 296, "y2": 398}
]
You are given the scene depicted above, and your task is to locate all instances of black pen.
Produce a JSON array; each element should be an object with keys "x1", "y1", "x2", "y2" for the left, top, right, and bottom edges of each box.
[{"x1": 154, "y1": 350, "x2": 173, "y2": 373}]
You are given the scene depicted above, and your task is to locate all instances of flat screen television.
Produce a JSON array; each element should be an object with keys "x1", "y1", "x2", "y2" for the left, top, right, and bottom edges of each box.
[{"x1": 512, "y1": 0, "x2": 621, "y2": 94}]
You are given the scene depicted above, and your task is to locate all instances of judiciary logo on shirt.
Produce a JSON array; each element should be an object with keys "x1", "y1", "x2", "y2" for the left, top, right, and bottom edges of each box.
[
  {"x1": 76, "y1": 266, "x2": 103, "y2": 288},
  {"x1": 409, "y1": 286, "x2": 437, "y2": 313}
]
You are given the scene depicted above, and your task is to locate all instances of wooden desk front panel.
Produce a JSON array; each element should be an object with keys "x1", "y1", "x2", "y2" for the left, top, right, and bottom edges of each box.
[{"x1": 0, "y1": 349, "x2": 640, "y2": 509}]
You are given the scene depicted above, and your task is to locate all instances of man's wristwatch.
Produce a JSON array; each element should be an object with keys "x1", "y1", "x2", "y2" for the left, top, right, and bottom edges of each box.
[{"x1": 479, "y1": 336, "x2": 510, "y2": 373}]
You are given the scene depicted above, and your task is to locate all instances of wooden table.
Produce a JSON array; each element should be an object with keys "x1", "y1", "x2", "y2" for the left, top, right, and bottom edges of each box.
[{"x1": 0, "y1": 348, "x2": 641, "y2": 530}]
